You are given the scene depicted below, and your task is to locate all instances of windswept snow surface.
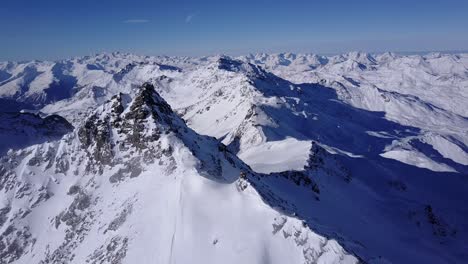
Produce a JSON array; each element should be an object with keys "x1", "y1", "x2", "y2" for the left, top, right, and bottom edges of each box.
[
  {"x1": 1, "y1": 52, "x2": 468, "y2": 263},
  {"x1": 380, "y1": 148, "x2": 456, "y2": 172},
  {"x1": 238, "y1": 138, "x2": 312, "y2": 173}
]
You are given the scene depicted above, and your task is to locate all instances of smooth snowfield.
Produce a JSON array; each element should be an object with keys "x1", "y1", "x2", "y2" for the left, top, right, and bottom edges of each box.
[
  {"x1": 238, "y1": 138, "x2": 312, "y2": 173},
  {"x1": 380, "y1": 148, "x2": 456, "y2": 172}
]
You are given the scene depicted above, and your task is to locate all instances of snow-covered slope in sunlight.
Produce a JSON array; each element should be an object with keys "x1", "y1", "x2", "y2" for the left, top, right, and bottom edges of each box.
[
  {"x1": 238, "y1": 137, "x2": 312, "y2": 173},
  {"x1": 0, "y1": 83, "x2": 357, "y2": 264}
]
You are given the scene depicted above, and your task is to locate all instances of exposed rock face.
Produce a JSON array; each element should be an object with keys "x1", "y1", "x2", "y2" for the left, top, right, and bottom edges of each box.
[
  {"x1": 77, "y1": 83, "x2": 179, "y2": 173},
  {"x1": 113, "y1": 63, "x2": 136, "y2": 82},
  {"x1": 307, "y1": 142, "x2": 352, "y2": 182}
]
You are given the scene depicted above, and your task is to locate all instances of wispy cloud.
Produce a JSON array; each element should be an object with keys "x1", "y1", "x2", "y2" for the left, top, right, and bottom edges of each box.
[
  {"x1": 123, "y1": 19, "x2": 150, "y2": 24},
  {"x1": 185, "y1": 13, "x2": 197, "y2": 23}
]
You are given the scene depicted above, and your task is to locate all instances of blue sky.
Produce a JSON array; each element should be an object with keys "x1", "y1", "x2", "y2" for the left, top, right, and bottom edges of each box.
[{"x1": 1, "y1": 0, "x2": 468, "y2": 60}]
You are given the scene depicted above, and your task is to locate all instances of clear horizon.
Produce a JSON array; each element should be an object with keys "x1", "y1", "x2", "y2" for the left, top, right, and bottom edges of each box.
[{"x1": 1, "y1": 0, "x2": 468, "y2": 61}]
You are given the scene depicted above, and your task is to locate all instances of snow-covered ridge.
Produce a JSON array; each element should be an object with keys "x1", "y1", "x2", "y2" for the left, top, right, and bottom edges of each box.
[
  {"x1": 0, "y1": 83, "x2": 357, "y2": 263},
  {"x1": 240, "y1": 51, "x2": 468, "y2": 117}
]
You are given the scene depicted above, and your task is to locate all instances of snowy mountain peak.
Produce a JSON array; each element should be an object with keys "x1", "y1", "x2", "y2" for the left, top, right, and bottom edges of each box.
[
  {"x1": 76, "y1": 82, "x2": 188, "y2": 174},
  {"x1": 129, "y1": 82, "x2": 175, "y2": 122},
  {"x1": 0, "y1": 80, "x2": 359, "y2": 263},
  {"x1": 214, "y1": 56, "x2": 270, "y2": 80},
  {"x1": 345, "y1": 51, "x2": 377, "y2": 65}
]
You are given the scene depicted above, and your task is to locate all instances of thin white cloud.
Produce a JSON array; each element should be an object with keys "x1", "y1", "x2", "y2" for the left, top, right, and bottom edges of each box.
[
  {"x1": 124, "y1": 19, "x2": 150, "y2": 24},
  {"x1": 185, "y1": 13, "x2": 196, "y2": 23}
]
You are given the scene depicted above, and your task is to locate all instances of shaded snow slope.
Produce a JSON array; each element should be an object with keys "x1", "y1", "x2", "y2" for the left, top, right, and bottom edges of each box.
[{"x1": 0, "y1": 112, "x2": 73, "y2": 156}]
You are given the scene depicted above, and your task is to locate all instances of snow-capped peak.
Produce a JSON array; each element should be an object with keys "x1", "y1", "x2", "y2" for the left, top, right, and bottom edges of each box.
[{"x1": 0, "y1": 82, "x2": 358, "y2": 263}]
